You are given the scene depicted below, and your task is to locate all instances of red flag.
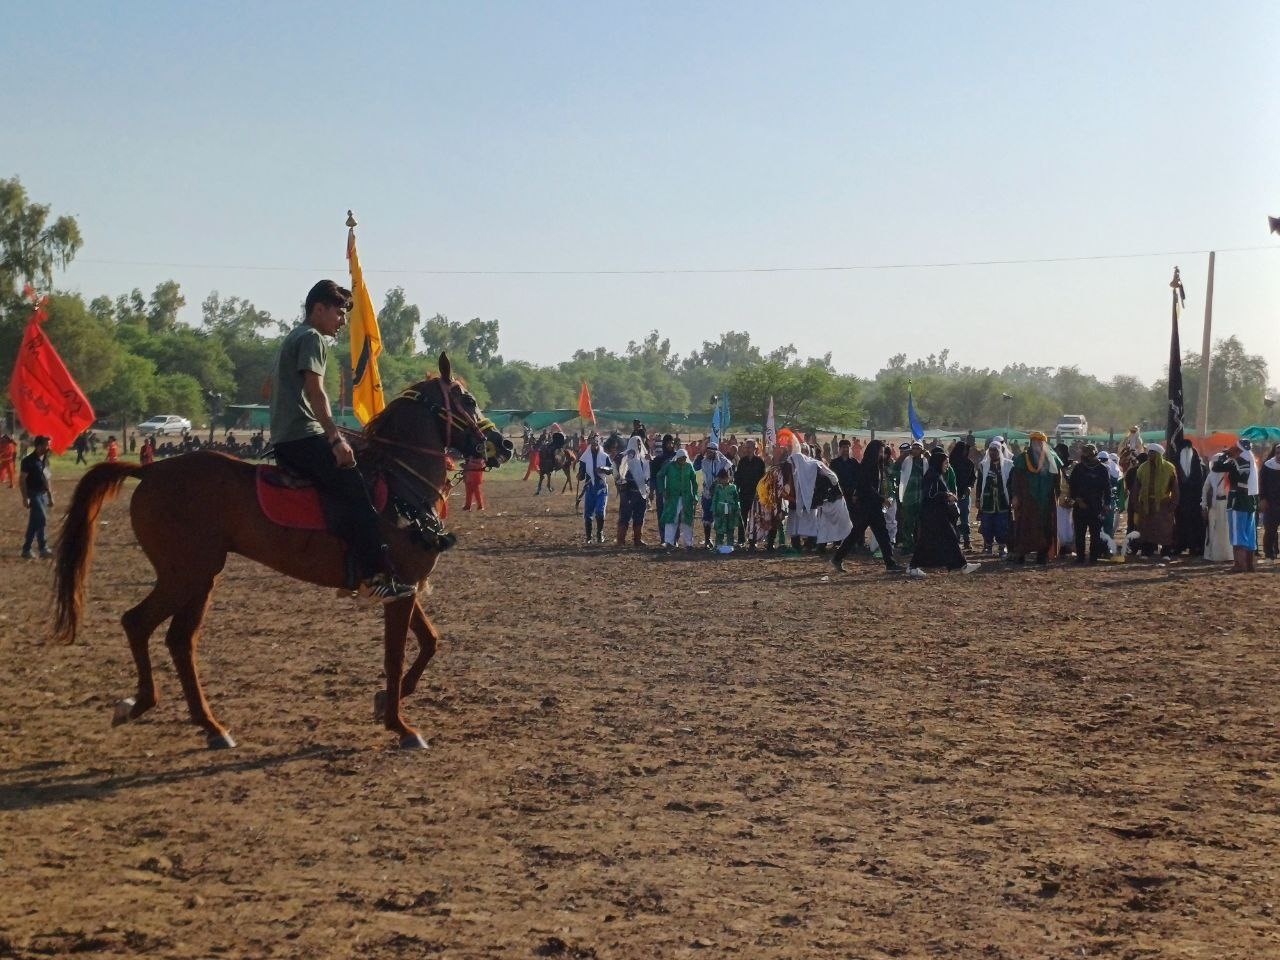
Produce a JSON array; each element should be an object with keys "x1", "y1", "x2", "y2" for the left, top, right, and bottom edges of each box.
[
  {"x1": 8, "y1": 288, "x2": 96, "y2": 454},
  {"x1": 577, "y1": 382, "x2": 596, "y2": 425}
]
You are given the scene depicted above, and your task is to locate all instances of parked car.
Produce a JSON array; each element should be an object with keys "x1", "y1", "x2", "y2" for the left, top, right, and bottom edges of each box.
[
  {"x1": 136, "y1": 414, "x2": 192, "y2": 436},
  {"x1": 1055, "y1": 414, "x2": 1088, "y2": 438}
]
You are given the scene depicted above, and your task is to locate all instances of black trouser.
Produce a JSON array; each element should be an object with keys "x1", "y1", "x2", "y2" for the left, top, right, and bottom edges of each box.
[
  {"x1": 1073, "y1": 508, "x2": 1104, "y2": 561},
  {"x1": 1265, "y1": 510, "x2": 1280, "y2": 559},
  {"x1": 835, "y1": 501, "x2": 895, "y2": 568},
  {"x1": 736, "y1": 493, "x2": 756, "y2": 543},
  {"x1": 274, "y1": 435, "x2": 387, "y2": 579}
]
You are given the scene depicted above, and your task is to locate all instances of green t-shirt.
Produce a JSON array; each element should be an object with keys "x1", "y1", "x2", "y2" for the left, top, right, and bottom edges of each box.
[{"x1": 270, "y1": 323, "x2": 328, "y2": 444}]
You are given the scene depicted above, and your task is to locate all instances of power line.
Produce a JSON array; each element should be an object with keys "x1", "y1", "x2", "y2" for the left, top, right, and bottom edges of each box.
[{"x1": 75, "y1": 244, "x2": 1279, "y2": 277}]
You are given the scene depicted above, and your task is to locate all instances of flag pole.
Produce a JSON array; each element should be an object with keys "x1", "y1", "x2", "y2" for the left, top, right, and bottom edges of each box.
[{"x1": 1196, "y1": 251, "x2": 1215, "y2": 437}]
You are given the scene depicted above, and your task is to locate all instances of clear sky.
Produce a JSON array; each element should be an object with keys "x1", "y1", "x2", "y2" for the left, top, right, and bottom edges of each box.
[{"x1": 5, "y1": 1, "x2": 1278, "y2": 384}]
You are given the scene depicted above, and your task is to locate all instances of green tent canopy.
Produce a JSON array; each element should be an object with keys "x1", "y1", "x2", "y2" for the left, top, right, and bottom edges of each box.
[
  {"x1": 970, "y1": 428, "x2": 1031, "y2": 442},
  {"x1": 1239, "y1": 425, "x2": 1280, "y2": 445}
]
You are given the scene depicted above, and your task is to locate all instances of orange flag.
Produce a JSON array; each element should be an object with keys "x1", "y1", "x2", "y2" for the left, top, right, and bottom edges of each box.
[{"x1": 577, "y1": 382, "x2": 596, "y2": 424}]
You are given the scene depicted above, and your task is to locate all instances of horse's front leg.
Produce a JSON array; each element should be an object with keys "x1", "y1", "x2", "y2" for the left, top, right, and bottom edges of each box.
[
  {"x1": 402, "y1": 599, "x2": 440, "y2": 698},
  {"x1": 382, "y1": 598, "x2": 427, "y2": 750}
]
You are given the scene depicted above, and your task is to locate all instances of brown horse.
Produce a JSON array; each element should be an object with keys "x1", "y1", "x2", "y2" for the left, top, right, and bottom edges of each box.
[
  {"x1": 53, "y1": 353, "x2": 510, "y2": 750},
  {"x1": 536, "y1": 442, "x2": 577, "y2": 495}
]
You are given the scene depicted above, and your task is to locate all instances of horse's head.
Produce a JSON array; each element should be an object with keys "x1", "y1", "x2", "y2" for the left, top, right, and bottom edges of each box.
[{"x1": 386, "y1": 353, "x2": 513, "y2": 469}]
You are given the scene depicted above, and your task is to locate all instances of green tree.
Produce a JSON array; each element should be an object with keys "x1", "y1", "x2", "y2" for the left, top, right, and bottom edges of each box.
[
  {"x1": 146, "y1": 280, "x2": 186, "y2": 334},
  {"x1": 0, "y1": 176, "x2": 82, "y2": 301},
  {"x1": 730, "y1": 360, "x2": 864, "y2": 431},
  {"x1": 201, "y1": 291, "x2": 283, "y2": 340},
  {"x1": 377, "y1": 286, "x2": 421, "y2": 355},
  {"x1": 420, "y1": 314, "x2": 501, "y2": 367}
]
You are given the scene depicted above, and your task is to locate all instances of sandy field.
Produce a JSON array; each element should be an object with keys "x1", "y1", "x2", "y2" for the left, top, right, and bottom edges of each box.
[{"x1": 1, "y1": 467, "x2": 1277, "y2": 959}]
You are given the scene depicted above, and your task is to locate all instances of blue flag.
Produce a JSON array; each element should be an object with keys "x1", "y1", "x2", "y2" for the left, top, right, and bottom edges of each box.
[
  {"x1": 907, "y1": 383, "x2": 924, "y2": 441},
  {"x1": 721, "y1": 390, "x2": 731, "y2": 431},
  {"x1": 711, "y1": 403, "x2": 723, "y2": 446}
]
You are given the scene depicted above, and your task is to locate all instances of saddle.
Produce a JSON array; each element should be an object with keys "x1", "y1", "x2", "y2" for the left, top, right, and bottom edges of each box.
[{"x1": 256, "y1": 464, "x2": 388, "y2": 531}]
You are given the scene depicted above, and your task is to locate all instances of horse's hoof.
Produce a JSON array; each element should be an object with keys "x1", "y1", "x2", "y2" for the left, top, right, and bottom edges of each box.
[
  {"x1": 398, "y1": 732, "x2": 428, "y2": 750},
  {"x1": 373, "y1": 690, "x2": 388, "y2": 722},
  {"x1": 207, "y1": 732, "x2": 237, "y2": 750},
  {"x1": 112, "y1": 697, "x2": 136, "y2": 727}
]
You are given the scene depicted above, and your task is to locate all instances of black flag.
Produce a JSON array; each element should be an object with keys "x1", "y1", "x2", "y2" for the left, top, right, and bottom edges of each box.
[{"x1": 1166, "y1": 266, "x2": 1186, "y2": 450}]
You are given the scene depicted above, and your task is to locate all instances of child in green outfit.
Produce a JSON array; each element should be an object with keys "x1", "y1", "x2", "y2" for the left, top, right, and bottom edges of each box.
[{"x1": 711, "y1": 469, "x2": 741, "y2": 548}]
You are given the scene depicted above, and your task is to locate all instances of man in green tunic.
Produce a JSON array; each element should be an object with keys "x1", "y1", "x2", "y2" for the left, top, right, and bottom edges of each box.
[
  {"x1": 659, "y1": 448, "x2": 699, "y2": 549},
  {"x1": 1008, "y1": 430, "x2": 1061, "y2": 564}
]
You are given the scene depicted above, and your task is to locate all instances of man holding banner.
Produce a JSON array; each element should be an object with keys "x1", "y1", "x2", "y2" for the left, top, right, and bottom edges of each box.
[{"x1": 270, "y1": 280, "x2": 414, "y2": 603}]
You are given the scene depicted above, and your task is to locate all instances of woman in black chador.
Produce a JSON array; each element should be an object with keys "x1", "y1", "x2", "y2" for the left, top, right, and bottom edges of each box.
[{"x1": 911, "y1": 449, "x2": 978, "y2": 575}]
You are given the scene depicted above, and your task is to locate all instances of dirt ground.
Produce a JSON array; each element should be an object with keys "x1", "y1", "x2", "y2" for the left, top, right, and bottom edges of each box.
[{"x1": 1, "y1": 468, "x2": 1277, "y2": 959}]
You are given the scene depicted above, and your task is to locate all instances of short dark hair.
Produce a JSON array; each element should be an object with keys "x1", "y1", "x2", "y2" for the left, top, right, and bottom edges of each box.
[{"x1": 305, "y1": 280, "x2": 353, "y2": 318}]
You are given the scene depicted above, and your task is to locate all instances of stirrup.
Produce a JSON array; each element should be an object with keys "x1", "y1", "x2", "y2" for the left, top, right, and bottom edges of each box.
[{"x1": 358, "y1": 575, "x2": 416, "y2": 604}]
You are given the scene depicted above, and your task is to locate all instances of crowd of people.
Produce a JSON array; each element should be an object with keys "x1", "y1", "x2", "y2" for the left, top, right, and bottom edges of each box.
[
  {"x1": 531, "y1": 421, "x2": 1276, "y2": 578},
  {"x1": 5, "y1": 405, "x2": 1273, "y2": 579}
]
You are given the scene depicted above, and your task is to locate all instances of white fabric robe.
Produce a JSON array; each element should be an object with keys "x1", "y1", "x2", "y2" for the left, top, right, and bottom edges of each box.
[
  {"x1": 620, "y1": 452, "x2": 650, "y2": 500},
  {"x1": 1202, "y1": 472, "x2": 1232, "y2": 562},
  {"x1": 788, "y1": 454, "x2": 853, "y2": 544}
]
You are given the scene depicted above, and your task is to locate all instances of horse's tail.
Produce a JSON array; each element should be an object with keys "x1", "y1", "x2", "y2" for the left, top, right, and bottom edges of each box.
[{"x1": 53, "y1": 462, "x2": 144, "y2": 644}]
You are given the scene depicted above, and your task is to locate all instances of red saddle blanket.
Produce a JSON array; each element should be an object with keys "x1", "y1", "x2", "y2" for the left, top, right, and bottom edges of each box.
[{"x1": 256, "y1": 465, "x2": 388, "y2": 531}]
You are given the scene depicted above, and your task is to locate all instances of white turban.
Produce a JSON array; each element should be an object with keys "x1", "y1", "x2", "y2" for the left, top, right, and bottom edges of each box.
[{"x1": 1147, "y1": 443, "x2": 1164, "y2": 455}]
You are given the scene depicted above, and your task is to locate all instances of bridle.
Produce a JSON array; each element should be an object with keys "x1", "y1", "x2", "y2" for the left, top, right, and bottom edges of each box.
[{"x1": 360, "y1": 378, "x2": 494, "y2": 465}]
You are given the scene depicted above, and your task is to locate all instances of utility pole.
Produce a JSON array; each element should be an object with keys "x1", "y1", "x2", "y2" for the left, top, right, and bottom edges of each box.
[{"x1": 1196, "y1": 251, "x2": 1215, "y2": 437}]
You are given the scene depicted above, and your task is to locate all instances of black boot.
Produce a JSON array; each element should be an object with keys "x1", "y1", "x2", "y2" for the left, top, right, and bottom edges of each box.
[
  {"x1": 584, "y1": 517, "x2": 593, "y2": 544},
  {"x1": 594, "y1": 516, "x2": 605, "y2": 544}
]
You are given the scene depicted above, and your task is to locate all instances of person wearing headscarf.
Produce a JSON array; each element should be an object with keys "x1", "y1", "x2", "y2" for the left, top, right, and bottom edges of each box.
[
  {"x1": 1068, "y1": 444, "x2": 1111, "y2": 563},
  {"x1": 694, "y1": 440, "x2": 733, "y2": 549},
  {"x1": 1122, "y1": 425, "x2": 1143, "y2": 456},
  {"x1": 1008, "y1": 431, "x2": 1061, "y2": 564},
  {"x1": 976, "y1": 439, "x2": 1014, "y2": 557},
  {"x1": 1054, "y1": 442, "x2": 1076, "y2": 559},
  {"x1": 616, "y1": 435, "x2": 651, "y2": 546},
  {"x1": 733, "y1": 439, "x2": 767, "y2": 549},
  {"x1": 907, "y1": 449, "x2": 979, "y2": 578},
  {"x1": 948, "y1": 440, "x2": 976, "y2": 550},
  {"x1": 577, "y1": 434, "x2": 614, "y2": 545},
  {"x1": 1170, "y1": 437, "x2": 1207, "y2": 556},
  {"x1": 894, "y1": 441, "x2": 926, "y2": 554},
  {"x1": 1132, "y1": 443, "x2": 1178, "y2": 556},
  {"x1": 830, "y1": 439, "x2": 900, "y2": 573},
  {"x1": 1210, "y1": 438, "x2": 1258, "y2": 572},
  {"x1": 1201, "y1": 447, "x2": 1233, "y2": 562},
  {"x1": 659, "y1": 448, "x2": 699, "y2": 549},
  {"x1": 1261, "y1": 443, "x2": 1280, "y2": 560}
]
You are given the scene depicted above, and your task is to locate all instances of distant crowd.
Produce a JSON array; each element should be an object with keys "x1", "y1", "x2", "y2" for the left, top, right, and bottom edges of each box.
[{"x1": 518, "y1": 420, "x2": 1274, "y2": 578}]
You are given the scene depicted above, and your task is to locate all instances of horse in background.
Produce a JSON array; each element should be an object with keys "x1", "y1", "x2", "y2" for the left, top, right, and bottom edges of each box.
[{"x1": 536, "y1": 439, "x2": 577, "y2": 495}]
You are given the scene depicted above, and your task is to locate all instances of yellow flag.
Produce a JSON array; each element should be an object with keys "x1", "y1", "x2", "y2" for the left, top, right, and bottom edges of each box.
[{"x1": 346, "y1": 223, "x2": 385, "y2": 424}]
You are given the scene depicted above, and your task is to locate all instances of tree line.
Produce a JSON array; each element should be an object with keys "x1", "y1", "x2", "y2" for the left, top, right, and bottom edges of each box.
[{"x1": 1, "y1": 176, "x2": 1273, "y2": 435}]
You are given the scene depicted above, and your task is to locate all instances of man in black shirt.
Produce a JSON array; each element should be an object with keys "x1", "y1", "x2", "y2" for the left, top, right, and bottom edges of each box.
[
  {"x1": 829, "y1": 438, "x2": 860, "y2": 530},
  {"x1": 733, "y1": 439, "x2": 767, "y2": 548},
  {"x1": 1067, "y1": 444, "x2": 1111, "y2": 563},
  {"x1": 19, "y1": 434, "x2": 54, "y2": 560}
]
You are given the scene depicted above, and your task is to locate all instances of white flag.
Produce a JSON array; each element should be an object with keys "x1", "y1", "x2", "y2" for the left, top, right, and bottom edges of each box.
[{"x1": 764, "y1": 396, "x2": 776, "y2": 452}]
